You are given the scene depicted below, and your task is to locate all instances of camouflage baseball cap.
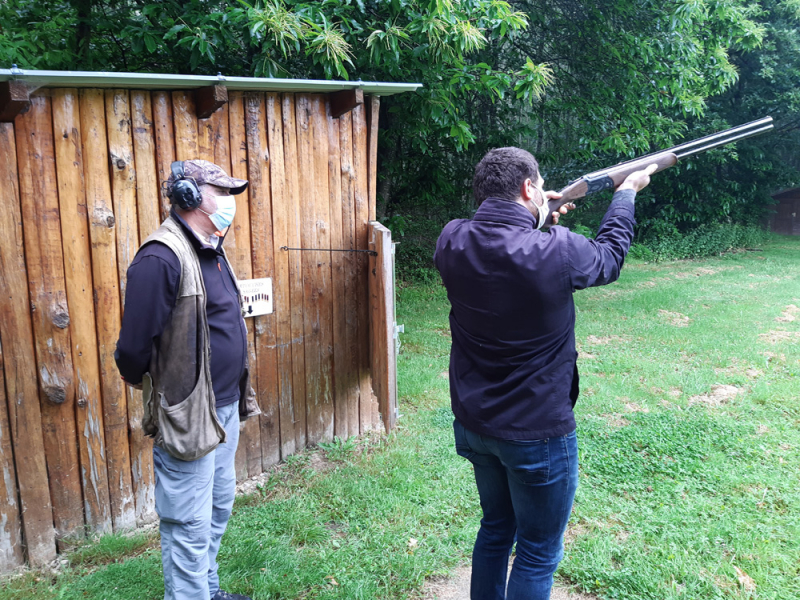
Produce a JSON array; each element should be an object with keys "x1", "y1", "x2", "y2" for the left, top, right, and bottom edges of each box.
[{"x1": 175, "y1": 159, "x2": 248, "y2": 195}]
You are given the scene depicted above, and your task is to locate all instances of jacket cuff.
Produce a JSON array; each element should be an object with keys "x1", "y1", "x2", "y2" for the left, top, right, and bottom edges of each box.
[{"x1": 609, "y1": 189, "x2": 636, "y2": 213}]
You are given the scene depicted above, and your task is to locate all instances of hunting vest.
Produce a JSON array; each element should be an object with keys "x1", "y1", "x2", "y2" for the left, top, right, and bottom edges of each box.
[{"x1": 140, "y1": 215, "x2": 260, "y2": 461}]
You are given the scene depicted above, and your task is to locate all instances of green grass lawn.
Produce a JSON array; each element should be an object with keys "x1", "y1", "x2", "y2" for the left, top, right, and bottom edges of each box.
[{"x1": 3, "y1": 236, "x2": 799, "y2": 600}]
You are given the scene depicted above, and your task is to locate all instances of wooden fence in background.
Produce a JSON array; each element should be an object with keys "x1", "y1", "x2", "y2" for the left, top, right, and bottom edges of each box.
[{"x1": 0, "y1": 86, "x2": 391, "y2": 571}]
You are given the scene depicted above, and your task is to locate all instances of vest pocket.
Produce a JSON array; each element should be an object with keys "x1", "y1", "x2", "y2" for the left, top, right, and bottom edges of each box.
[{"x1": 157, "y1": 371, "x2": 226, "y2": 461}]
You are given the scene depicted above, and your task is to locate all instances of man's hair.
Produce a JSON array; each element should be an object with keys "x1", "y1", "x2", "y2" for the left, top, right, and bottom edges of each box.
[{"x1": 473, "y1": 147, "x2": 539, "y2": 204}]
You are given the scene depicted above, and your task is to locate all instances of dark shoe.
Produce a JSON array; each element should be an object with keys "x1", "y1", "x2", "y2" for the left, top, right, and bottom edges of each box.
[{"x1": 212, "y1": 591, "x2": 252, "y2": 600}]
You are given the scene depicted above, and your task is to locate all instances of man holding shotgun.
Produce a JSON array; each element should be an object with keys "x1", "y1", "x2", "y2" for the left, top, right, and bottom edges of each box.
[{"x1": 434, "y1": 146, "x2": 657, "y2": 600}]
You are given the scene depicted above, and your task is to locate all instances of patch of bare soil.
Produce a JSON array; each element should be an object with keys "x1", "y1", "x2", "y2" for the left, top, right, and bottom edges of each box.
[
  {"x1": 420, "y1": 565, "x2": 599, "y2": 600},
  {"x1": 578, "y1": 351, "x2": 596, "y2": 359},
  {"x1": 658, "y1": 309, "x2": 690, "y2": 327},
  {"x1": 585, "y1": 334, "x2": 631, "y2": 345},
  {"x1": 688, "y1": 385, "x2": 742, "y2": 408},
  {"x1": 623, "y1": 401, "x2": 649, "y2": 414},
  {"x1": 602, "y1": 414, "x2": 630, "y2": 428},
  {"x1": 668, "y1": 388, "x2": 682, "y2": 398},
  {"x1": 759, "y1": 330, "x2": 800, "y2": 344},
  {"x1": 775, "y1": 304, "x2": 799, "y2": 323}
]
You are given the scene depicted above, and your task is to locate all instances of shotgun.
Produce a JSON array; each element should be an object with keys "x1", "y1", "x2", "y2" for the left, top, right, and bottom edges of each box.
[{"x1": 543, "y1": 116, "x2": 774, "y2": 227}]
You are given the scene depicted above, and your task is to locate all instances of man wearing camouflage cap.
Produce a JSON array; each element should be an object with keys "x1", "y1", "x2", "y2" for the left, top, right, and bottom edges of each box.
[{"x1": 116, "y1": 159, "x2": 260, "y2": 600}]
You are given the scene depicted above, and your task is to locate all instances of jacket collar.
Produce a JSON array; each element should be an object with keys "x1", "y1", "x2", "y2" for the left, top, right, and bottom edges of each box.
[
  {"x1": 170, "y1": 208, "x2": 227, "y2": 254},
  {"x1": 473, "y1": 197, "x2": 537, "y2": 229}
]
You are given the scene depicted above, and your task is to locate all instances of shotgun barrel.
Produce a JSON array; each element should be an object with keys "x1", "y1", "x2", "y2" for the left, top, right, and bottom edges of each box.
[{"x1": 545, "y1": 116, "x2": 774, "y2": 227}]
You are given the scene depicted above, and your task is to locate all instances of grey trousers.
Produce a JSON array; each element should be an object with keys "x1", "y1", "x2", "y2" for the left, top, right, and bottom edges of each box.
[{"x1": 153, "y1": 401, "x2": 240, "y2": 600}]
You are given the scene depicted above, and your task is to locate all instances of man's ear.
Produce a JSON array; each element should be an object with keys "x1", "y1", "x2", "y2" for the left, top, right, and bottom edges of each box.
[{"x1": 520, "y1": 178, "x2": 535, "y2": 201}]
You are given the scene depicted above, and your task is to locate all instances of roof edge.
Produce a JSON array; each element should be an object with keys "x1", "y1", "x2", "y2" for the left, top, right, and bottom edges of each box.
[{"x1": 0, "y1": 68, "x2": 422, "y2": 96}]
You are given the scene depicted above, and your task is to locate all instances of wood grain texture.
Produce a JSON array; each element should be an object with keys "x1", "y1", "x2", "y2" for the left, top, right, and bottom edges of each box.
[
  {"x1": 0, "y1": 122, "x2": 56, "y2": 565},
  {"x1": 228, "y1": 92, "x2": 261, "y2": 480},
  {"x1": 105, "y1": 89, "x2": 153, "y2": 527},
  {"x1": 131, "y1": 91, "x2": 162, "y2": 238},
  {"x1": 52, "y1": 89, "x2": 113, "y2": 535},
  {"x1": 265, "y1": 93, "x2": 296, "y2": 459},
  {"x1": 152, "y1": 92, "x2": 176, "y2": 221},
  {"x1": 351, "y1": 104, "x2": 378, "y2": 432},
  {"x1": 15, "y1": 95, "x2": 84, "y2": 541},
  {"x1": 338, "y1": 112, "x2": 361, "y2": 436},
  {"x1": 128, "y1": 90, "x2": 158, "y2": 525},
  {"x1": 80, "y1": 89, "x2": 137, "y2": 532},
  {"x1": 281, "y1": 94, "x2": 307, "y2": 451},
  {"x1": 0, "y1": 332, "x2": 24, "y2": 571},
  {"x1": 366, "y1": 96, "x2": 380, "y2": 222},
  {"x1": 327, "y1": 111, "x2": 350, "y2": 439},
  {"x1": 244, "y1": 93, "x2": 281, "y2": 468},
  {"x1": 172, "y1": 91, "x2": 198, "y2": 161}
]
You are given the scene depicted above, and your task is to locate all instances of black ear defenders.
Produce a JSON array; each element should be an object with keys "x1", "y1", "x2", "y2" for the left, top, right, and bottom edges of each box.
[{"x1": 167, "y1": 161, "x2": 202, "y2": 210}]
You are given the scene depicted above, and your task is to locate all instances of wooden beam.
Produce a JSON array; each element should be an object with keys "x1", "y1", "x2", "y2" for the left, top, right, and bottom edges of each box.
[
  {"x1": 194, "y1": 85, "x2": 228, "y2": 119},
  {"x1": 329, "y1": 88, "x2": 363, "y2": 119},
  {"x1": 0, "y1": 81, "x2": 30, "y2": 122}
]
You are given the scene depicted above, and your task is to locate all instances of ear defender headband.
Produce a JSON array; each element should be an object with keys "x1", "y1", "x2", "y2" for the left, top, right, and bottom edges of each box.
[{"x1": 168, "y1": 161, "x2": 202, "y2": 210}]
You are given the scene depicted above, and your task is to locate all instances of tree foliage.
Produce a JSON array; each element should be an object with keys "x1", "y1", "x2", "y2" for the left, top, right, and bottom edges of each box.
[{"x1": 1, "y1": 0, "x2": 798, "y2": 270}]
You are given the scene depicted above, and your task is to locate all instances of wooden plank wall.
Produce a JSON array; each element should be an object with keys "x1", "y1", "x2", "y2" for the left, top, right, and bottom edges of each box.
[{"x1": 0, "y1": 88, "x2": 382, "y2": 569}]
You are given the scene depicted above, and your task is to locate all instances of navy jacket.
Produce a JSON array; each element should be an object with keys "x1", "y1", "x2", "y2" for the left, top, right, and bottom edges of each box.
[
  {"x1": 434, "y1": 190, "x2": 636, "y2": 439},
  {"x1": 115, "y1": 211, "x2": 248, "y2": 408}
]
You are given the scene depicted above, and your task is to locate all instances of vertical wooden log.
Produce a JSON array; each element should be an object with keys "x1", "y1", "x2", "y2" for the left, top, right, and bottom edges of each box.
[
  {"x1": 369, "y1": 223, "x2": 396, "y2": 433},
  {"x1": 15, "y1": 96, "x2": 84, "y2": 541},
  {"x1": 244, "y1": 93, "x2": 281, "y2": 467},
  {"x1": 338, "y1": 112, "x2": 361, "y2": 436},
  {"x1": 128, "y1": 90, "x2": 158, "y2": 525},
  {"x1": 172, "y1": 91, "x2": 198, "y2": 160},
  {"x1": 0, "y1": 332, "x2": 25, "y2": 571},
  {"x1": 228, "y1": 92, "x2": 262, "y2": 479},
  {"x1": 265, "y1": 93, "x2": 296, "y2": 458},
  {"x1": 106, "y1": 90, "x2": 153, "y2": 527},
  {"x1": 80, "y1": 89, "x2": 137, "y2": 531},
  {"x1": 132, "y1": 91, "x2": 163, "y2": 238},
  {"x1": 52, "y1": 89, "x2": 113, "y2": 535},
  {"x1": 0, "y1": 123, "x2": 56, "y2": 565},
  {"x1": 352, "y1": 104, "x2": 378, "y2": 432},
  {"x1": 327, "y1": 109, "x2": 349, "y2": 440},
  {"x1": 296, "y1": 95, "x2": 333, "y2": 446},
  {"x1": 366, "y1": 95, "x2": 380, "y2": 222},
  {"x1": 281, "y1": 95, "x2": 307, "y2": 452},
  {"x1": 311, "y1": 96, "x2": 335, "y2": 444},
  {"x1": 152, "y1": 92, "x2": 176, "y2": 221}
]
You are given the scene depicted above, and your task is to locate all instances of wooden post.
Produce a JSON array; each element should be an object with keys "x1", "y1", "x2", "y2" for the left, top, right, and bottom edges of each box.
[
  {"x1": 172, "y1": 91, "x2": 198, "y2": 160},
  {"x1": 281, "y1": 94, "x2": 307, "y2": 452},
  {"x1": 338, "y1": 112, "x2": 362, "y2": 436},
  {"x1": 152, "y1": 92, "x2": 176, "y2": 221},
  {"x1": 366, "y1": 96, "x2": 380, "y2": 222},
  {"x1": 129, "y1": 90, "x2": 158, "y2": 524},
  {"x1": 0, "y1": 122, "x2": 56, "y2": 565},
  {"x1": 296, "y1": 95, "x2": 334, "y2": 445},
  {"x1": 195, "y1": 85, "x2": 228, "y2": 120},
  {"x1": 351, "y1": 104, "x2": 378, "y2": 432},
  {"x1": 228, "y1": 92, "x2": 263, "y2": 478},
  {"x1": 80, "y1": 88, "x2": 137, "y2": 531},
  {"x1": 52, "y1": 88, "x2": 114, "y2": 535},
  {"x1": 0, "y1": 331, "x2": 24, "y2": 571},
  {"x1": 132, "y1": 91, "x2": 163, "y2": 238},
  {"x1": 329, "y1": 88, "x2": 363, "y2": 119},
  {"x1": 244, "y1": 93, "x2": 281, "y2": 468},
  {"x1": 265, "y1": 93, "x2": 296, "y2": 458},
  {"x1": 15, "y1": 95, "x2": 84, "y2": 541},
  {"x1": 106, "y1": 89, "x2": 152, "y2": 527},
  {"x1": 327, "y1": 106, "x2": 350, "y2": 440},
  {"x1": 368, "y1": 222, "x2": 397, "y2": 433}
]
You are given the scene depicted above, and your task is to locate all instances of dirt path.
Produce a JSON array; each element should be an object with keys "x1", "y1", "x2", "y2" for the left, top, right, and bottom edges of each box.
[{"x1": 422, "y1": 566, "x2": 599, "y2": 599}]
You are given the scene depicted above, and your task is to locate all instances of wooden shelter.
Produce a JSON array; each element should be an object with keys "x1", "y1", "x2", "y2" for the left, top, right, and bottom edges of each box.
[
  {"x1": 770, "y1": 188, "x2": 800, "y2": 235},
  {"x1": 0, "y1": 68, "x2": 419, "y2": 571}
]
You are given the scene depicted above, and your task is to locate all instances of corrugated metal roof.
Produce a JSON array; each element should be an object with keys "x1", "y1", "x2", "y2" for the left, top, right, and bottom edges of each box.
[{"x1": 0, "y1": 68, "x2": 422, "y2": 95}]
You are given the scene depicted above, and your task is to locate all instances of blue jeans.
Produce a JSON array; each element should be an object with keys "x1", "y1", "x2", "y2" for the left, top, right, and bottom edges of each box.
[
  {"x1": 154, "y1": 401, "x2": 240, "y2": 600},
  {"x1": 454, "y1": 419, "x2": 579, "y2": 600}
]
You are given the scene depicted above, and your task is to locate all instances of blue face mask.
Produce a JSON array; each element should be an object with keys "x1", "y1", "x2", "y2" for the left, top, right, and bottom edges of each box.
[{"x1": 199, "y1": 195, "x2": 237, "y2": 232}]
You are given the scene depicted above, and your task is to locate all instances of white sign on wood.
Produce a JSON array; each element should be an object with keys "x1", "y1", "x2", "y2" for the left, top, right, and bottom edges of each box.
[{"x1": 239, "y1": 277, "x2": 273, "y2": 317}]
